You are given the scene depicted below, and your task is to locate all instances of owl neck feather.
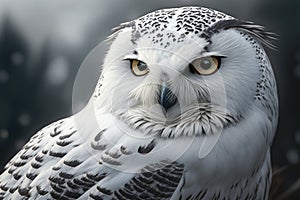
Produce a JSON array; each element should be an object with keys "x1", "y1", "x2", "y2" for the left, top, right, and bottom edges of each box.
[{"x1": 115, "y1": 103, "x2": 241, "y2": 138}]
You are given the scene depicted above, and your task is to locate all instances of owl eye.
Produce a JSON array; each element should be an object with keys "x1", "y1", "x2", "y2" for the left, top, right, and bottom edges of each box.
[
  {"x1": 190, "y1": 56, "x2": 221, "y2": 75},
  {"x1": 130, "y1": 59, "x2": 149, "y2": 76}
]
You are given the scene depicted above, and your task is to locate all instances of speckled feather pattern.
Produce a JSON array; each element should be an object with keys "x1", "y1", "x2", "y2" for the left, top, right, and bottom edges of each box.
[
  {"x1": 110, "y1": 7, "x2": 233, "y2": 48},
  {"x1": 0, "y1": 6, "x2": 278, "y2": 200}
]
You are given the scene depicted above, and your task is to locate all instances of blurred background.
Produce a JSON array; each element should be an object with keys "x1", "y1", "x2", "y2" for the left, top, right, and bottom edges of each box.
[{"x1": 0, "y1": 0, "x2": 299, "y2": 199}]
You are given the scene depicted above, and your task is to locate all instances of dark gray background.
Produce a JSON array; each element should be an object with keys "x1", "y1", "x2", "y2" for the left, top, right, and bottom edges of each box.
[{"x1": 0, "y1": 0, "x2": 299, "y2": 199}]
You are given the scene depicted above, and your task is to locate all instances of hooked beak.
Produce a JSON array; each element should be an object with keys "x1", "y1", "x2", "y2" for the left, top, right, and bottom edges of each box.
[{"x1": 158, "y1": 82, "x2": 177, "y2": 111}]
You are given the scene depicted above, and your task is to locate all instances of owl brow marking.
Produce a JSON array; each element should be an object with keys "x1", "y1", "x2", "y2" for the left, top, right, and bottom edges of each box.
[{"x1": 201, "y1": 19, "x2": 278, "y2": 50}]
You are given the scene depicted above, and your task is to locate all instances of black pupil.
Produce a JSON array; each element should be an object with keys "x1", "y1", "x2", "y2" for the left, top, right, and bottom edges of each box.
[
  {"x1": 137, "y1": 61, "x2": 147, "y2": 71},
  {"x1": 200, "y1": 59, "x2": 212, "y2": 70}
]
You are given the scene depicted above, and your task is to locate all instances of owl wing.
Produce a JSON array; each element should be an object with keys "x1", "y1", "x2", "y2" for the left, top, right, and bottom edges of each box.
[
  {"x1": 0, "y1": 110, "x2": 186, "y2": 200},
  {"x1": 86, "y1": 161, "x2": 184, "y2": 200},
  {"x1": 0, "y1": 116, "x2": 83, "y2": 199}
]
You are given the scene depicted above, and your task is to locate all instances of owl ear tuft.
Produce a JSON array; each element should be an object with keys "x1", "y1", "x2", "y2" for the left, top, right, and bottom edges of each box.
[
  {"x1": 106, "y1": 21, "x2": 136, "y2": 44},
  {"x1": 202, "y1": 19, "x2": 278, "y2": 50}
]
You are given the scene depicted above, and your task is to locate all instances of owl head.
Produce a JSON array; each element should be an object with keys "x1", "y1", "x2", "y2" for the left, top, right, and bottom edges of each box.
[{"x1": 93, "y1": 7, "x2": 278, "y2": 138}]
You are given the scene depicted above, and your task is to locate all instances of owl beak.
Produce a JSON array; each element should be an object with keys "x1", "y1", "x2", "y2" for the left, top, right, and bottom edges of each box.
[{"x1": 158, "y1": 82, "x2": 177, "y2": 111}]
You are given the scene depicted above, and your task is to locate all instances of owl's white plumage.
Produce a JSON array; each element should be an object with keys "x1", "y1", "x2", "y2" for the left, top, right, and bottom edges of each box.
[{"x1": 0, "y1": 6, "x2": 278, "y2": 200}]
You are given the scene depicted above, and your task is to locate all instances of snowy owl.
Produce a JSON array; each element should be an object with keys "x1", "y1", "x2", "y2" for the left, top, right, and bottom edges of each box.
[{"x1": 0, "y1": 6, "x2": 278, "y2": 200}]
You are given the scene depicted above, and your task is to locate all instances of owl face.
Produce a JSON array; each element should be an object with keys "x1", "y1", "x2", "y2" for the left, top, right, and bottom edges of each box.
[{"x1": 95, "y1": 7, "x2": 276, "y2": 137}]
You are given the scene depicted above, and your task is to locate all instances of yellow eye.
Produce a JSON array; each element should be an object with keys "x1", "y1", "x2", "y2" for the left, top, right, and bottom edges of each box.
[
  {"x1": 130, "y1": 59, "x2": 149, "y2": 76},
  {"x1": 190, "y1": 56, "x2": 220, "y2": 75}
]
